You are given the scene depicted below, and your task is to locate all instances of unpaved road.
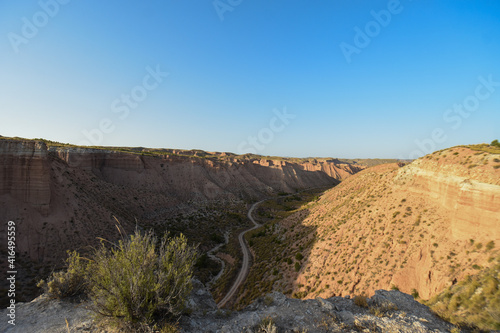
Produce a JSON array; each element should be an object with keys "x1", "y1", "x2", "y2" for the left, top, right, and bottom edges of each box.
[
  {"x1": 216, "y1": 188, "x2": 330, "y2": 308},
  {"x1": 207, "y1": 232, "x2": 229, "y2": 287},
  {"x1": 217, "y1": 200, "x2": 264, "y2": 308}
]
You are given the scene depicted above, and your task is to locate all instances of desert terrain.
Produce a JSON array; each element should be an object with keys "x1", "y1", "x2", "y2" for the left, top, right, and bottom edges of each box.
[{"x1": 1, "y1": 136, "x2": 499, "y2": 330}]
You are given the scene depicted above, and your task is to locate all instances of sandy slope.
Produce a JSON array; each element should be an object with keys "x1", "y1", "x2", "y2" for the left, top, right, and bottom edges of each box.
[{"x1": 240, "y1": 146, "x2": 500, "y2": 304}]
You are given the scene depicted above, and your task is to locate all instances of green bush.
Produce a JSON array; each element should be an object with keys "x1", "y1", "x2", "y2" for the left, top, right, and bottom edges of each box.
[
  {"x1": 37, "y1": 250, "x2": 89, "y2": 299},
  {"x1": 426, "y1": 256, "x2": 500, "y2": 330},
  {"x1": 294, "y1": 262, "x2": 301, "y2": 272},
  {"x1": 491, "y1": 139, "x2": 500, "y2": 148},
  {"x1": 88, "y1": 230, "x2": 198, "y2": 325}
]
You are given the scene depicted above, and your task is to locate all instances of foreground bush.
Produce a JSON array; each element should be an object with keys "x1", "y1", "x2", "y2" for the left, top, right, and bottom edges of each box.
[
  {"x1": 88, "y1": 230, "x2": 198, "y2": 325},
  {"x1": 426, "y1": 255, "x2": 500, "y2": 330},
  {"x1": 38, "y1": 229, "x2": 198, "y2": 330},
  {"x1": 37, "y1": 250, "x2": 88, "y2": 299}
]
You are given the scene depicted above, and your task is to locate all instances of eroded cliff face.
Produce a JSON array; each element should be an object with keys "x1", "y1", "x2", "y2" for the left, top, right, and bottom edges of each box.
[
  {"x1": 50, "y1": 149, "x2": 355, "y2": 202},
  {"x1": 395, "y1": 148, "x2": 500, "y2": 241},
  {"x1": 299, "y1": 160, "x2": 363, "y2": 181},
  {"x1": 0, "y1": 138, "x2": 361, "y2": 266},
  {"x1": 389, "y1": 148, "x2": 500, "y2": 298},
  {"x1": 0, "y1": 140, "x2": 51, "y2": 216}
]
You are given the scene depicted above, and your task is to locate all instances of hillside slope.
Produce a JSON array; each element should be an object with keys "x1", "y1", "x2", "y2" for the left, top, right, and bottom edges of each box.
[{"x1": 240, "y1": 145, "x2": 500, "y2": 307}]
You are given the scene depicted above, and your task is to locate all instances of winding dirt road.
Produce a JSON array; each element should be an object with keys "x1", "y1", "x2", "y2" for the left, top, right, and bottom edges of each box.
[
  {"x1": 216, "y1": 187, "x2": 330, "y2": 308},
  {"x1": 217, "y1": 199, "x2": 264, "y2": 308}
]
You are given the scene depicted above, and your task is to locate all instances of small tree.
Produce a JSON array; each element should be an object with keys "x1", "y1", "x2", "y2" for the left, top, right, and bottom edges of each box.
[
  {"x1": 492, "y1": 139, "x2": 500, "y2": 148},
  {"x1": 88, "y1": 230, "x2": 198, "y2": 325}
]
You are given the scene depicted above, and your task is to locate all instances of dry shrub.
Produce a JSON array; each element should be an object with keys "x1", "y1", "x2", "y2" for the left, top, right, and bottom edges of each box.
[
  {"x1": 37, "y1": 250, "x2": 89, "y2": 299},
  {"x1": 88, "y1": 230, "x2": 198, "y2": 325},
  {"x1": 353, "y1": 295, "x2": 368, "y2": 308}
]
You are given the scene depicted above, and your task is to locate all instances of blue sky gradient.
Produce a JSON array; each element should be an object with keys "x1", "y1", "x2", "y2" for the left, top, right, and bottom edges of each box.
[{"x1": 1, "y1": 0, "x2": 499, "y2": 158}]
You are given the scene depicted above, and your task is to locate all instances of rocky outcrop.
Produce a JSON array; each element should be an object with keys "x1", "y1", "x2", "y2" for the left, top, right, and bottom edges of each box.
[
  {"x1": 184, "y1": 289, "x2": 455, "y2": 333},
  {"x1": 0, "y1": 281, "x2": 456, "y2": 333}
]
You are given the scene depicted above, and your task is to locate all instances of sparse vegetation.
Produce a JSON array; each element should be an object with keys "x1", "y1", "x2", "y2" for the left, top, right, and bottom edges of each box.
[
  {"x1": 264, "y1": 295, "x2": 274, "y2": 306},
  {"x1": 369, "y1": 300, "x2": 398, "y2": 317},
  {"x1": 466, "y1": 142, "x2": 500, "y2": 154},
  {"x1": 294, "y1": 262, "x2": 301, "y2": 272},
  {"x1": 38, "y1": 229, "x2": 198, "y2": 330},
  {"x1": 426, "y1": 256, "x2": 500, "y2": 331},
  {"x1": 353, "y1": 295, "x2": 368, "y2": 308},
  {"x1": 238, "y1": 188, "x2": 325, "y2": 308},
  {"x1": 255, "y1": 316, "x2": 278, "y2": 333},
  {"x1": 89, "y1": 230, "x2": 198, "y2": 326},
  {"x1": 37, "y1": 250, "x2": 89, "y2": 299},
  {"x1": 24, "y1": 139, "x2": 499, "y2": 330}
]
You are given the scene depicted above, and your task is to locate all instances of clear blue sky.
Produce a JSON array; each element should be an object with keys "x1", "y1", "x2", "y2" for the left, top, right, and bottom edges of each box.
[{"x1": 1, "y1": 0, "x2": 499, "y2": 158}]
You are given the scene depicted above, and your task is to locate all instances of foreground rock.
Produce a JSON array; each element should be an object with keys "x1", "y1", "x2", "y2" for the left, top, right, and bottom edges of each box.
[
  {"x1": 183, "y1": 283, "x2": 455, "y2": 332},
  {"x1": 0, "y1": 295, "x2": 94, "y2": 333},
  {"x1": 1, "y1": 281, "x2": 457, "y2": 332}
]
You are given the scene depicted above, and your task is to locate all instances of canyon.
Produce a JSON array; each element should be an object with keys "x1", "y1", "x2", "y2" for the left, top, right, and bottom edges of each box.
[
  {"x1": 0, "y1": 137, "x2": 366, "y2": 304},
  {"x1": 0, "y1": 136, "x2": 499, "y2": 330}
]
